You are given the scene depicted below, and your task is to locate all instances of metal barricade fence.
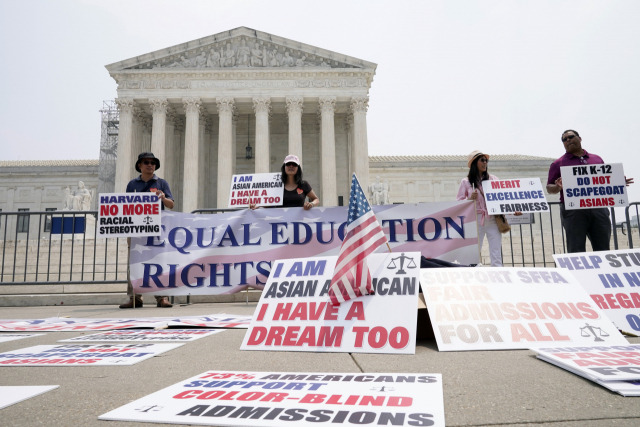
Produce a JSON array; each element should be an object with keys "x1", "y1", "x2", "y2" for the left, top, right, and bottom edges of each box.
[{"x1": 0, "y1": 203, "x2": 638, "y2": 284}]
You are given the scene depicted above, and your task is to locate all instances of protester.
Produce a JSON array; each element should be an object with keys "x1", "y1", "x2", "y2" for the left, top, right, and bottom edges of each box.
[
  {"x1": 250, "y1": 154, "x2": 319, "y2": 209},
  {"x1": 119, "y1": 152, "x2": 175, "y2": 309},
  {"x1": 457, "y1": 150, "x2": 520, "y2": 266},
  {"x1": 546, "y1": 129, "x2": 634, "y2": 253}
]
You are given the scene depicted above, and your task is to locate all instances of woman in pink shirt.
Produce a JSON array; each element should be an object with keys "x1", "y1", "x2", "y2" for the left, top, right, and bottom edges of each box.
[{"x1": 456, "y1": 150, "x2": 503, "y2": 266}]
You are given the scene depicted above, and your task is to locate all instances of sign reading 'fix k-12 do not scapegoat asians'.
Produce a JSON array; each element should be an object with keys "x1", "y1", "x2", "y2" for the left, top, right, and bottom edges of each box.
[
  {"x1": 98, "y1": 192, "x2": 162, "y2": 238},
  {"x1": 560, "y1": 163, "x2": 628, "y2": 210}
]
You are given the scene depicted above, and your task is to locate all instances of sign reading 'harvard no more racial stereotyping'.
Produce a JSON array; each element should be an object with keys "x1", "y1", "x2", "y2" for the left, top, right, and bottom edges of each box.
[{"x1": 98, "y1": 192, "x2": 162, "y2": 238}]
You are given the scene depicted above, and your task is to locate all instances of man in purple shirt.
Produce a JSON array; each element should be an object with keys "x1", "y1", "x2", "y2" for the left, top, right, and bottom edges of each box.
[{"x1": 547, "y1": 129, "x2": 632, "y2": 253}]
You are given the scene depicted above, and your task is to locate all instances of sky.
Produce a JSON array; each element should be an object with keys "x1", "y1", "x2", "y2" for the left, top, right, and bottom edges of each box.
[{"x1": 1, "y1": 0, "x2": 639, "y2": 202}]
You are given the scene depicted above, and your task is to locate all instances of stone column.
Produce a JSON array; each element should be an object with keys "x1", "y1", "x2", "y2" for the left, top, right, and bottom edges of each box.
[
  {"x1": 198, "y1": 111, "x2": 209, "y2": 209},
  {"x1": 319, "y1": 97, "x2": 337, "y2": 206},
  {"x1": 163, "y1": 108, "x2": 176, "y2": 190},
  {"x1": 149, "y1": 98, "x2": 168, "y2": 163},
  {"x1": 182, "y1": 97, "x2": 201, "y2": 213},
  {"x1": 351, "y1": 96, "x2": 370, "y2": 192},
  {"x1": 217, "y1": 97, "x2": 235, "y2": 208},
  {"x1": 286, "y1": 96, "x2": 303, "y2": 159},
  {"x1": 114, "y1": 98, "x2": 135, "y2": 192},
  {"x1": 253, "y1": 97, "x2": 271, "y2": 173}
]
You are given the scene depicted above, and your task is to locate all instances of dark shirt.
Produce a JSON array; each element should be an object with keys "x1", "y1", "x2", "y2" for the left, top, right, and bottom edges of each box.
[
  {"x1": 547, "y1": 150, "x2": 604, "y2": 203},
  {"x1": 282, "y1": 181, "x2": 312, "y2": 207},
  {"x1": 125, "y1": 174, "x2": 173, "y2": 210}
]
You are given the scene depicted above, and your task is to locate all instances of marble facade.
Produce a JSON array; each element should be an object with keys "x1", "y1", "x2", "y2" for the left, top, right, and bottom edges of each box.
[{"x1": 106, "y1": 27, "x2": 376, "y2": 211}]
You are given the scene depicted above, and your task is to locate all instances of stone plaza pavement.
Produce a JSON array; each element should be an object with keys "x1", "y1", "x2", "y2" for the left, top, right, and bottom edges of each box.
[{"x1": 0, "y1": 301, "x2": 639, "y2": 427}]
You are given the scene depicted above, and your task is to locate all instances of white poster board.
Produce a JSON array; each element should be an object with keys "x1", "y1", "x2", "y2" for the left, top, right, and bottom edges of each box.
[
  {"x1": 532, "y1": 345, "x2": 640, "y2": 382},
  {"x1": 0, "y1": 333, "x2": 44, "y2": 343},
  {"x1": 228, "y1": 173, "x2": 284, "y2": 207},
  {"x1": 59, "y1": 329, "x2": 225, "y2": 343},
  {"x1": 241, "y1": 253, "x2": 420, "y2": 354},
  {"x1": 482, "y1": 177, "x2": 549, "y2": 215},
  {"x1": 0, "y1": 386, "x2": 59, "y2": 409},
  {"x1": 420, "y1": 267, "x2": 629, "y2": 351},
  {"x1": 0, "y1": 343, "x2": 182, "y2": 366},
  {"x1": 98, "y1": 192, "x2": 162, "y2": 238},
  {"x1": 100, "y1": 370, "x2": 445, "y2": 426},
  {"x1": 560, "y1": 163, "x2": 628, "y2": 210},
  {"x1": 554, "y1": 250, "x2": 640, "y2": 335}
]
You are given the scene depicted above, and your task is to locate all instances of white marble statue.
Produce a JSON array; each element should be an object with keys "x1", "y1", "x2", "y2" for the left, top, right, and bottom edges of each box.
[
  {"x1": 63, "y1": 181, "x2": 92, "y2": 211},
  {"x1": 370, "y1": 176, "x2": 389, "y2": 205}
]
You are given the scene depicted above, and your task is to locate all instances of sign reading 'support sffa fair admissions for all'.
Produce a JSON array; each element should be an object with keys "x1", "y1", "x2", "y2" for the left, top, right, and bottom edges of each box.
[
  {"x1": 228, "y1": 173, "x2": 284, "y2": 208},
  {"x1": 98, "y1": 192, "x2": 162, "y2": 238},
  {"x1": 560, "y1": 163, "x2": 628, "y2": 210}
]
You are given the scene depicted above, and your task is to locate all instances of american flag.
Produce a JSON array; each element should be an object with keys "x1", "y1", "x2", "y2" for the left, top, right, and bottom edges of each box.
[{"x1": 328, "y1": 174, "x2": 388, "y2": 306}]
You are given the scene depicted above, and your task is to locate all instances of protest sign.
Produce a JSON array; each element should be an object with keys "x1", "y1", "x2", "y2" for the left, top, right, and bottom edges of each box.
[
  {"x1": 241, "y1": 253, "x2": 420, "y2": 354},
  {"x1": 0, "y1": 386, "x2": 59, "y2": 410},
  {"x1": 98, "y1": 192, "x2": 162, "y2": 238},
  {"x1": 482, "y1": 178, "x2": 549, "y2": 215},
  {"x1": 420, "y1": 267, "x2": 629, "y2": 351},
  {"x1": 228, "y1": 173, "x2": 284, "y2": 207},
  {"x1": 130, "y1": 201, "x2": 478, "y2": 296},
  {"x1": 99, "y1": 370, "x2": 445, "y2": 426},
  {"x1": 532, "y1": 345, "x2": 640, "y2": 382},
  {"x1": 505, "y1": 213, "x2": 533, "y2": 225},
  {"x1": 560, "y1": 163, "x2": 628, "y2": 210},
  {"x1": 0, "y1": 343, "x2": 182, "y2": 366},
  {"x1": 0, "y1": 333, "x2": 44, "y2": 343},
  {"x1": 59, "y1": 329, "x2": 225, "y2": 343},
  {"x1": 0, "y1": 314, "x2": 251, "y2": 332},
  {"x1": 554, "y1": 249, "x2": 640, "y2": 335}
]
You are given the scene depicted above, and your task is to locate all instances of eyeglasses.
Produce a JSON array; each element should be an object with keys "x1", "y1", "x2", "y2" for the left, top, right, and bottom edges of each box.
[
  {"x1": 141, "y1": 160, "x2": 155, "y2": 165},
  {"x1": 285, "y1": 162, "x2": 298, "y2": 167},
  {"x1": 562, "y1": 134, "x2": 576, "y2": 143}
]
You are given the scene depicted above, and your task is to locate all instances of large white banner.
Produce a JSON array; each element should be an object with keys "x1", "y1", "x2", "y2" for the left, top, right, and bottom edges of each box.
[
  {"x1": 482, "y1": 177, "x2": 549, "y2": 215},
  {"x1": 0, "y1": 343, "x2": 182, "y2": 366},
  {"x1": 241, "y1": 253, "x2": 420, "y2": 354},
  {"x1": 420, "y1": 267, "x2": 629, "y2": 351},
  {"x1": 0, "y1": 333, "x2": 44, "y2": 343},
  {"x1": 100, "y1": 370, "x2": 445, "y2": 426},
  {"x1": 560, "y1": 163, "x2": 628, "y2": 210},
  {"x1": 554, "y1": 250, "x2": 640, "y2": 335},
  {"x1": 130, "y1": 202, "x2": 479, "y2": 296}
]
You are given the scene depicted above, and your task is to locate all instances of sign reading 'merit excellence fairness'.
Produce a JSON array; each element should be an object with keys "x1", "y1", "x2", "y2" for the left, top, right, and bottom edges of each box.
[
  {"x1": 99, "y1": 371, "x2": 445, "y2": 426},
  {"x1": 420, "y1": 267, "x2": 629, "y2": 351}
]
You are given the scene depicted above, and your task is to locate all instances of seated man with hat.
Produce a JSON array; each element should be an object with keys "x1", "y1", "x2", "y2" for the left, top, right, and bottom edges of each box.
[{"x1": 119, "y1": 152, "x2": 175, "y2": 309}]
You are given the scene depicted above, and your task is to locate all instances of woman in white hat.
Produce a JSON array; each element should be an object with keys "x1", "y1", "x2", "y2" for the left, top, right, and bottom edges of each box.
[
  {"x1": 280, "y1": 154, "x2": 319, "y2": 209},
  {"x1": 456, "y1": 150, "x2": 503, "y2": 266}
]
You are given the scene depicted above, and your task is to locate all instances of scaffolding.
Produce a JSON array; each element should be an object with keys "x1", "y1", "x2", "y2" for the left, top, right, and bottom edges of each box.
[{"x1": 98, "y1": 100, "x2": 119, "y2": 195}]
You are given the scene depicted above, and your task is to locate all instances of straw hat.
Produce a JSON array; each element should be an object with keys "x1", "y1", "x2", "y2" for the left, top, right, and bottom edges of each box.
[{"x1": 467, "y1": 150, "x2": 490, "y2": 168}]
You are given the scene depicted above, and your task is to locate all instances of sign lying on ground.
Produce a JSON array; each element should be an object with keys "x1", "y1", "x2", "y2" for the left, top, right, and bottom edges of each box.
[
  {"x1": 554, "y1": 249, "x2": 640, "y2": 335},
  {"x1": 130, "y1": 201, "x2": 478, "y2": 296},
  {"x1": 98, "y1": 192, "x2": 162, "y2": 238},
  {"x1": 59, "y1": 329, "x2": 225, "y2": 343},
  {"x1": 0, "y1": 343, "x2": 182, "y2": 366},
  {"x1": 420, "y1": 267, "x2": 629, "y2": 351},
  {"x1": 532, "y1": 344, "x2": 640, "y2": 396},
  {"x1": 228, "y1": 173, "x2": 284, "y2": 207},
  {"x1": 0, "y1": 314, "x2": 251, "y2": 332},
  {"x1": 241, "y1": 253, "x2": 420, "y2": 354},
  {"x1": 0, "y1": 333, "x2": 44, "y2": 343},
  {"x1": 560, "y1": 163, "x2": 628, "y2": 209},
  {"x1": 99, "y1": 370, "x2": 445, "y2": 426},
  {"x1": 482, "y1": 177, "x2": 549, "y2": 215},
  {"x1": 0, "y1": 386, "x2": 59, "y2": 410}
]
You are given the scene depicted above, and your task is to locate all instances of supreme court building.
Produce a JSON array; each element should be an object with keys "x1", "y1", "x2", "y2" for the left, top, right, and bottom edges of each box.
[{"x1": 106, "y1": 27, "x2": 376, "y2": 212}]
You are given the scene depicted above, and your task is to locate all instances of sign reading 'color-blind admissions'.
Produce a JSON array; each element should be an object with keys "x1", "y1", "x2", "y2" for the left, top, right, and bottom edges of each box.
[
  {"x1": 228, "y1": 173, "x2": 284, "y2": 208},
  {"x1": 99, "y1": 370, "x2": 445, "y2": 426},
  {"x1": 560, "y1": 163, "x2": 628, "y2": 210},
  {"x1": 98, "y1": 192, "x2": 162, "y2": 238}
]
